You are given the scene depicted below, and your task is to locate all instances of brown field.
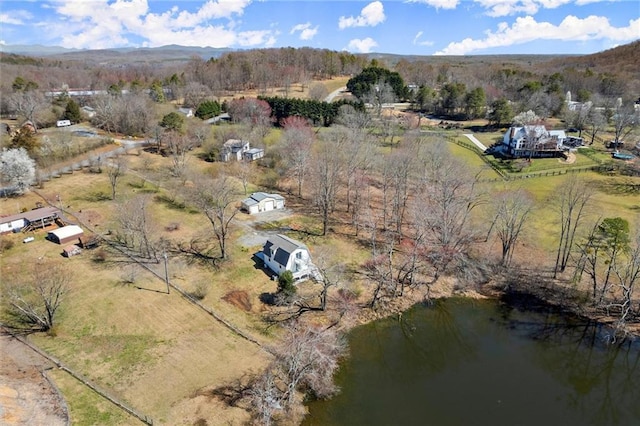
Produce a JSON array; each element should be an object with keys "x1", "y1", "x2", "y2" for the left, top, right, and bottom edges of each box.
[{"x1": 2, "y1": 106, "x2": 639, "y2": 425}]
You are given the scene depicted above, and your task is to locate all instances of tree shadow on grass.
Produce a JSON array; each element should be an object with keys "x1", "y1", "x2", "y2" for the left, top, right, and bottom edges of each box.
[
  {"x1": 154, "y1": 194, "x2": 198, "y2": 213},
  {"x1": 82, "y1": 191, "x2": 111, "y2": 202}
]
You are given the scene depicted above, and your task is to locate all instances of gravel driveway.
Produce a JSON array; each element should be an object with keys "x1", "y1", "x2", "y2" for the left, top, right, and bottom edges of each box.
[{"x1": 235, "y1": 208, "x2": 295, "y2": 248}]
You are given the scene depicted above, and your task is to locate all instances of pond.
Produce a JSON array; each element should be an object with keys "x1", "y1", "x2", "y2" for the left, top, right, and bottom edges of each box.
[{"x1": 304, "y1": 298, "x2": 640, "y2": 426}]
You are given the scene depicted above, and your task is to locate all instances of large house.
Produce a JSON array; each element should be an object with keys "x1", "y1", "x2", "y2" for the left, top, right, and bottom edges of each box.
[
  {"x1": 241, "y1": 192, "x2": 285, "y2": 214},
  {"x1": 501, "y1": 125, "x2": 567, "y2": 158},
  {"x1": 0, "y1": 206, "x2": 60, "y2": 234},
  {"x1": 260, "y1": 234, "x2": 312, "y2": 281}
]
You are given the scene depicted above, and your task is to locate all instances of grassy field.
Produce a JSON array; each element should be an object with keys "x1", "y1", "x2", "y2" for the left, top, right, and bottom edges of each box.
[{"x1": 2, "y1": 97, "x2": 638, "y2": 425}]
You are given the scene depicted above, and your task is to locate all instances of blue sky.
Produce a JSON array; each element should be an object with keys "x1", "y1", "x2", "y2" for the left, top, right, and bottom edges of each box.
[{"x1": 0, "y1": 1, "x2": 638, "y2": 55}]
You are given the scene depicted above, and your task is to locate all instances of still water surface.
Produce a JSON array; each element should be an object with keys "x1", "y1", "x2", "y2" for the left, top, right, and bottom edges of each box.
[{"x1": 304, "y1": 298, "x2": 640, "y2": 426}]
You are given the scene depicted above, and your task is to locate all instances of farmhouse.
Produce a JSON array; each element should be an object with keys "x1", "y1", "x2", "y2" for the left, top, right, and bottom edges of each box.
[
  {"x1": 0, "y1": 206, "x2": 60, "y2": 234},
  {"x1": 220, "y1": 139, "x2": 250, "y2": 162},
  {"x1": 501, "y1": 125, "x2": 567, "y2": 158},
  {"x1": 241, "y1": 192, "x2": 285, "y2": 214},
  {"x1": 47, "y1": 225, "x2": 84, "y2": 245},
  {"x1": 260, "y1": 234, "x2": 312, "y2": 281}
]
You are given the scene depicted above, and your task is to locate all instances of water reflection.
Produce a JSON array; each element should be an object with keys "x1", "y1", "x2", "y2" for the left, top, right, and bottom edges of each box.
[{"x1": 304, "y1": 298, "x2": 640, "y2": 426}]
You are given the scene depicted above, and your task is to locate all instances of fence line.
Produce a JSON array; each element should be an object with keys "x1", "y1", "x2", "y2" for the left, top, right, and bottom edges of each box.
[{"x1": 1, "y1": 328, "x2": 154, "y2": 425}]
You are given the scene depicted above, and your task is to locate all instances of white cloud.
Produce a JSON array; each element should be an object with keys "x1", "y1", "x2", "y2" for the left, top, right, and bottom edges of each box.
[
  {"x1": 45, "y1": 0, "x2": 276, "y2": 49},
  {"x1": 472, "y1": 0, "x2": 616, "y2": 17},
  {"x1": 339, "y1": 1, "x2": 385, "y2": 29},
  {"x1": 0, "y1": 10, "x2": 33, "y2": 25},
  {"x1": 435, "y1": 15, "x2": 640, "y2": 55},
  {"x1": 290, "y1": 22, "x2": 318, "y2": 40},
  {"x1": 413, "y1": 31, "x2": 435, "y2": 46},
  {"x1": 407, "y1": 0, "x2": 459, "y2": 10},
  {"x1": 347, "y1": 37, "x2": 378, "y2": 53}
]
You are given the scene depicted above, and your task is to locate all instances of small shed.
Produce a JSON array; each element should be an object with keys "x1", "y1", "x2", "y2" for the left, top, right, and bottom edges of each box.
[
  {"x1": 48, "y1": 225, "x2": 84, "y2": 245},
  {"x1": 63, "y1": 244, "x2": 82, "y2": 257},
  {"x1": 79, "y1": 235, "x2": 100, "y2": 249}
]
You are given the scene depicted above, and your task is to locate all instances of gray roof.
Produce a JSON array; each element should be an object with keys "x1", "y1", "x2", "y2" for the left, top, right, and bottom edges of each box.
[
  {"x1": 263, "y1": 234, "x2": 306, "y2": 267},
  {"x1": 244, "y1": 192, "x2": 285, "y2": 203},
  {"x1": 1, "y1": 206, "x2": 59, "y2": 224}
]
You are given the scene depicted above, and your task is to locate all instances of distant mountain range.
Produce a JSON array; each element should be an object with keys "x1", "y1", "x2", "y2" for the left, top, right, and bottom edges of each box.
[{"x1": 0, "y1": 44, "x2": 233, "y2": 61}]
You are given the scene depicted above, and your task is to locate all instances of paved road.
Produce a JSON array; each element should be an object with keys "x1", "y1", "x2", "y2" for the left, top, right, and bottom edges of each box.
[
  {"x1": 463, "y1": 134, "x2": 488, "y2": 152},
  {"x1": 324, "y1": 86, "x2": 347, "y2": 103}
]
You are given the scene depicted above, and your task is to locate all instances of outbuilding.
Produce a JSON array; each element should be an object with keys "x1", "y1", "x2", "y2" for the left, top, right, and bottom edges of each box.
[
  {"x1": 63, "y1": 244, "x2": 82, "y2": 257},
  {"x1": 241, "y1": 192, "x2": 285, "y2": 214},
  {"x1": 47, "y1": 225, "x2": 84, "y2": 245}
]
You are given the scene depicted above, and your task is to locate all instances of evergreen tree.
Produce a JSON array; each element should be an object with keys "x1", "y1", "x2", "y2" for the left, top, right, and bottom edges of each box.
[{"x1": 63, "y1": 99, "x2": 82, "y2": 123}]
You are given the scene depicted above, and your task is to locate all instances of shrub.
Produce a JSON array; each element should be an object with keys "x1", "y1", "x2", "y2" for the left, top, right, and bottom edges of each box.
[
  {"x1": 0, "y1": 238, "x2": 15, "y2": 253},
  {"x1": 277, "y1": 270, "x2": 296, "y2": 299}
]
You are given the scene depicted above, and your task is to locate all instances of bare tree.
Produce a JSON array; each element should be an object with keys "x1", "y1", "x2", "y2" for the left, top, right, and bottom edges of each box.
[
  {"x1": 3, "y1": 261, "x2": 71, "y2": 332},
  {"x1": 413, "y1": 140, "x2": 484, "y2": 279},
  {"x1": 311, "y1": 129, "x2": 344, "y2": 236},
  {"x1": 611, "y1": 103, "x2": 639, "y2": 148},
  {"x1": 313, "y1": 247, "x2": 345, "y2": 312},
  {"x1": 115, "y1": 195, "x2": 157, "y2": 260},
  {"x1": 165, "y1": 131, "x2": 193, "y2": 179},
  {"x1": 308, "y1": 82, "x2": 329, "y2": 101},
  {"x1": 489, "y1": 189, "x2": 534, "y2": 266},
  {"x1": 281, "y1": 116, "x2": 314, "y2": 197},
  {"x1": 106, "y1": 155, "x2": 127, "y2": 200},
  {"x1": 7, "y1": 89, "x2": 47, "y2": 131},
  {"x1": 584, "y1": 106, "x2": 606, "y2": 145},
  {"x1": 272, "y1": 321, "x2": 346, "y2": 407},
  {"x1": 553, "y1": 175, "x2": 593, "y2": 277},
  {"x1": 230, "y1": 160, "x2": 255, "y2": 195},
  {"x1": 190, "y1": 174, "x2": 240, "y2": 259}
]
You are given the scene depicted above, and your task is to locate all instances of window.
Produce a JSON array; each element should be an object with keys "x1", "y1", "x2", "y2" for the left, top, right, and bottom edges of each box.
[{"x1": 296, "y1": 251, "x2": 302, "y2": 259}]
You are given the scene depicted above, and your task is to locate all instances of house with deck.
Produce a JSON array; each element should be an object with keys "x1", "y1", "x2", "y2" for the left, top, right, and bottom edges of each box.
[
  {"x1": 501, "y1": 125, "x2": 567, "y2": 158},
  {"x1": 0, "y1": 206, "x2": 60, "y2": 234},
  {"x1": 260, "y1": 234, "x2": 312, "y2": 281}
]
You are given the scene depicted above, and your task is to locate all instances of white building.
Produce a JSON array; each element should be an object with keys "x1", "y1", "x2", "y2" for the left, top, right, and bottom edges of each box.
[
  {"x1": 220, "y1": 139, "x2": 250, "y2": 162},
  {"x1": 502, "y1": 125, "x2": 566, "y2": 158},
  {"x1": 241, "y1": 192, "x2": 285, "y2": 214},
  {"x1": 260, "y1": 234, "x2": 312, "y2": 281}
]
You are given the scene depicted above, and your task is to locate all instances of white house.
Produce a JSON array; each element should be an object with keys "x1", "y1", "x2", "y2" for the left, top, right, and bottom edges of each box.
[
  {"x1": 0, "y1": 206, "x2": 60, "y2": 234},
  {"x1": 220, "y1": 139, "x2": 250, "y2": 162},
  {"x1": 241, "y1": 192, "x2": 285, "y2": 214},
  {"x1": 502, "y1": 125, "x2": 566, "y2": 158},
  {"x1": 260, "y1": 234, "x2": 312, "y2": 280}
]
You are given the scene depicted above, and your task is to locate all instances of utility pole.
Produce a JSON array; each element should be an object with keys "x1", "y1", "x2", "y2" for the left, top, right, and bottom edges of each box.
[{"x1": 163, "y1": 251, "x2": 170, "y2": 294}]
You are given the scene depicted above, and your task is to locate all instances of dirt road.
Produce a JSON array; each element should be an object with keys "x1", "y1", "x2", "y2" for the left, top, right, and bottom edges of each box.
[{"x1": 0, "y1": 334, "x2": 68, "y2": 425}]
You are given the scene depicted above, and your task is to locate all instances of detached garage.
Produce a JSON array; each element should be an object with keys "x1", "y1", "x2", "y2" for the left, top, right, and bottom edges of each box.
[
  {"x1": 241, "y1": 192, "x2": 285, "y2": 214},
  {"x1": 47, "y1": 225, "x2": 84, "y2": 245}
]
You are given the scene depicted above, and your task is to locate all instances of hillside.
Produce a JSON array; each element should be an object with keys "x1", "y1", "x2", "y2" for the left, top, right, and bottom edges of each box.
[{"x1": 547, "y1": 40, "x2": 640, "y2": 74}]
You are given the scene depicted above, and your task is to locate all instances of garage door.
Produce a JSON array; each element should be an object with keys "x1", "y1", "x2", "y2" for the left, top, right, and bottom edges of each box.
[{"x1": 264, "y1": 200, "x2": 274, "y2": 211}]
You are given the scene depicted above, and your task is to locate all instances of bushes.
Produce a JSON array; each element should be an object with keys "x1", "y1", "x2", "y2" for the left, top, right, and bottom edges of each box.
[{"x1": 277, "y1": 270, "x2": 296, "y2": 302}]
